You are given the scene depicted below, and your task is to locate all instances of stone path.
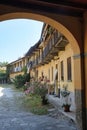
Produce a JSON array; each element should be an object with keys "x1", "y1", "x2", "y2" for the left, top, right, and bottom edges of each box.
[{"x1": 0, "y1": 84, "x2": 78, "y2": 130}]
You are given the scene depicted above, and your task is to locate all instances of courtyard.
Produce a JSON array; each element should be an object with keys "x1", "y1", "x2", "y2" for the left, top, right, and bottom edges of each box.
[{"x1": 0, "y1": 84, "x2": 77, "y2": 130}]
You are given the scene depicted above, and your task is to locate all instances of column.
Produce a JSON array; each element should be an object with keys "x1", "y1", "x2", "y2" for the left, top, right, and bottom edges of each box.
[
  {"x1": 73, "y1": 55, "x2": 85, "y2": 130},
  {"x1": 83, "y1": 12, "x2": 87, "y2": 130}
]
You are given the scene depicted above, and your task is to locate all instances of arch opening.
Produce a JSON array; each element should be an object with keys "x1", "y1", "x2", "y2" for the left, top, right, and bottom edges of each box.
[{"x1": 0, "y1": 12, "x2": 83, "y2": 130}]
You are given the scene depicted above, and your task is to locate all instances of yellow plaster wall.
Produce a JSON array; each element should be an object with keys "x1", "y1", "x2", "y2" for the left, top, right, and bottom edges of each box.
[
  {"x1": 10, "y1": 72, "x2": 24, "y2": 80},
  {"x1": 59, "y1": 44, "x2": 74, "y2": 92},
  {"x1": 37, "y1": 43, "x2": 74, "y2": 92}
]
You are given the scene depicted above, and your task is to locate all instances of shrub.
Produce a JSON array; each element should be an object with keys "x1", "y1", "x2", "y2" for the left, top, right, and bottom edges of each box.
[
  {"x1": 13, "y1": 73, "x2": 30, "y2": 88},
  {"x1": 24, "y1": 80, "x2": 48, "y2": 105},
  {"x1": 13, "y1": 75, "x2": 25, "y2": 88},
  {"x1": 24, "y1": 73, "x2": 30, "y2": 82}
]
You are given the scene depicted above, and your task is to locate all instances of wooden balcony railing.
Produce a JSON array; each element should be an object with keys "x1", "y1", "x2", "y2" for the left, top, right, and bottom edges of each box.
[{"x1": 31, "y1": 31, "x2": 68, "y2": 67}]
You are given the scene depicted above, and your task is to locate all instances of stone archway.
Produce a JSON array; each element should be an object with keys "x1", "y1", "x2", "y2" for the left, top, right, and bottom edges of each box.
[{"x1": 0, "y1": 12, "x2": 83, "y2": 130}]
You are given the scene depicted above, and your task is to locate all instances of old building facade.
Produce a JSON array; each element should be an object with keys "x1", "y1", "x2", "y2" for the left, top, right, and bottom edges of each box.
[{"x1": 9, "y1": 23, "x2": 76, "y2": 112}]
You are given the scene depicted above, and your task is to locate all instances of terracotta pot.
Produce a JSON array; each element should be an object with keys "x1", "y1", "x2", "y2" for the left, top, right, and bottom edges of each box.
[{"x1": 64, "y1": 105, "x2": 70, "y2": 112}]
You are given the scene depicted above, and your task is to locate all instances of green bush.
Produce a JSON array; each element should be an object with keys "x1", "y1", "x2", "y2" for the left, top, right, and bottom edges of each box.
[
  {"x1": 25, "y1": 81, "x2": 48, "y2": 105},
  {"x1": 24, "y1": 73, "x2": 30, "y2": 82},
  {"x1": 13, "y1": 73, "x2": 30, "y2": 88},
  {"x1": 13, "y1": 75, "x2": 24, "y2": 88},
  {"x1": 0, "y1": 72, "x2": 7, "y2": 83},
  {"x1": 34, "y1": 82, "x2": 47, "y2": 96}
]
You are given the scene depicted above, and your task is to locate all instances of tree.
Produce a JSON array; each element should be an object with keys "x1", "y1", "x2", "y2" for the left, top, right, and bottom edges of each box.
[{"x1": 0, "y1": 61, "x2": 8, "y2": 67}]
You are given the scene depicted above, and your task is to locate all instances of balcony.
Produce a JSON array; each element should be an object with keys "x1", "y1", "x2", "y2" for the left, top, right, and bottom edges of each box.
[
  {"x1": 10, "y1": 66, "x2": 22, "y2": 73},
  {"x1": 38, "y1": 55, "x2": 43, "y2": 64},
  {"x1": 41, "y1": 31, "x2": 68, "y2": 64},
  {"x1": 32, "y1": 57, "x2": 39, "y2": 68},
  {"x1": 55, "y1": 36, "x2": 68, "y2": 48},
  {"x1": 32, "y1": 30, "x2": 68, "y2": 67}
]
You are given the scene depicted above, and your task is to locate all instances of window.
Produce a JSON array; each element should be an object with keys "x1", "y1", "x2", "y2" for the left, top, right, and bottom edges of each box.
[
  {"x1": 67, "y1": 57, "x2": 72, "y2": 81},
  {"x1": 36, "y1": 70, "x2": 38, "y2": 78},
  {"x1": 56, "y1": 64, "x2": 58, "y2": 69},
  {"x1": 52, "y1": 67, "x2": 53, "y2": 81},
  {"x1": 48, "y1": 69, "x2": 50, "y2": 80},
  {"x1": 55, "y1": 64, "x2": 58, "y2": 80},
  {"x1": 61, "y1": 61, "x2": 64, "y2": 81},
  {"x1": 42, "y1": 72, "x2": 44, "y2": 79}
]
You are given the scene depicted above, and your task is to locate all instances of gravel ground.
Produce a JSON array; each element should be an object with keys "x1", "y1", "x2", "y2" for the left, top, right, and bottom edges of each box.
[{"x1": 0, "y1": 84, "x2": 78, "y2": 130}]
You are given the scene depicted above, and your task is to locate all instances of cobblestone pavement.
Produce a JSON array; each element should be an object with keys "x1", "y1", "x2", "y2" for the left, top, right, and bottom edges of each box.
[{"x1": 0, "y1": 84, "x2": 78, "y2": 130}]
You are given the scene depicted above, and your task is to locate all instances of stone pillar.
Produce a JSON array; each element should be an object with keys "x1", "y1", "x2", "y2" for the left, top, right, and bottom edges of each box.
[
  {"x1": 73, "y1": 55, "x2": 85, "y2": 130},
  {"x1": 83, "y1": 12, "x2": 87, "y2": 130}
]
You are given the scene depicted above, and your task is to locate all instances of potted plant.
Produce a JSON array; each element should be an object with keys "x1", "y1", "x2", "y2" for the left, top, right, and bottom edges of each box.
[{"x1": 60, "y1": 84, "x2": 71, "y2": 112}]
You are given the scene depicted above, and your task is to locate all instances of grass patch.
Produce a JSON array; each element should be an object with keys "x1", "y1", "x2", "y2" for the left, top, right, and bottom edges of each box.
[
  {"x1": 22, "y1": 94, "x2": 53, "y2": 115},
  {"x1": 0, "y1": 83, "x2": 13, "y2": 88},
  {"x1": 31, "y1": 106, "x2": 48, "y2": 115}
]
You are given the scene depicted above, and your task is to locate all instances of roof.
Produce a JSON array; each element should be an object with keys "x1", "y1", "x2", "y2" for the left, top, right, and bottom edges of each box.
[
  {"x1": 25, "y1": 40, "x2": 41, "y2": 57},
  {"x1": 8, "y1": 56, "x2": 25, "y2": 65}
]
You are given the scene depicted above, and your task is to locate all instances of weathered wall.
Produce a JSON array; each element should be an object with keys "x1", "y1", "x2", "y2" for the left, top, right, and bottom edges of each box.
[{"x1": 10, "y1": 71, "x2": 24, "y2": 81}]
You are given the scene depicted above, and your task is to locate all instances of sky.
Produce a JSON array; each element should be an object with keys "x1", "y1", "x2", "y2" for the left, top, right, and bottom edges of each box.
[{"x1": 0, "y1": 19, "x2": 43, "y2": 63}]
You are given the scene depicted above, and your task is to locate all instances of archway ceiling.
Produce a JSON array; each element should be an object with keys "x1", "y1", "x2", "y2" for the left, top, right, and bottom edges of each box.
[{"x1": 0, "y1": 0, "x2": 87, "y2": 17}]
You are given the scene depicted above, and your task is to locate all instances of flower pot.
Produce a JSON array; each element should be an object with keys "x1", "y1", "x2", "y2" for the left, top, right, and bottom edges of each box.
[{"x1": 64, "y1": 105, "x2": 70, "y2": 112}]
